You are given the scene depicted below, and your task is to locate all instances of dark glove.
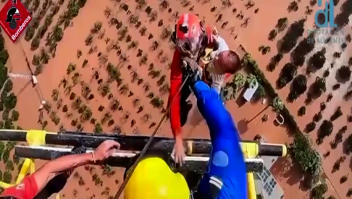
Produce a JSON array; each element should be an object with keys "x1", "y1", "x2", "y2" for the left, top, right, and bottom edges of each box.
[{"x1": 182, "y1": 57, "x2": 202, "y2": 86}]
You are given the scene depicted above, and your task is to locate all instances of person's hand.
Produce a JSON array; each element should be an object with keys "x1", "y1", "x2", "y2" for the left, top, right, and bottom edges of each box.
[
  {"x1": 176, "y1": 39, "x2": 195, "y2": 59},
  {"x1": 183, "y1": 57, "x2": 200, "y2": 72},
  {"x1": 94, "y1": 140, "x2": 120, "y2": 161},
  {"x1": 205, "y1": 25, "x2": 219, "y2": 45},
  {"x1": 211, "y1": 26, "x2": 218, "y2": 35},
  {"x1": 172, "y1": 137, "x2": 186, "y2": 166}
]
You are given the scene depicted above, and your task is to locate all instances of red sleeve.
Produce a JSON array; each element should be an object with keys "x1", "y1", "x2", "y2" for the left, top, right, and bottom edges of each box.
[
  {"x1": 0, "y1": 175, "x2": 39, "y2": 199},
  {"x1": 168, "y1": 49, "x2": 183, "y2": 138}
]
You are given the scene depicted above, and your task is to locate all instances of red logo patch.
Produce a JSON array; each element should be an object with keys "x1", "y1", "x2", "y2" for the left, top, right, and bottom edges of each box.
[{"x1": 0, "y1": 0, "x2": 31, "y2": 42}]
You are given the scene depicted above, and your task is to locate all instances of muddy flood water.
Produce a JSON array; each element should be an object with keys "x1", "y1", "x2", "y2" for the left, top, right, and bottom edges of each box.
[{"x1": 1, "y1": 0, "x2": 351, "y2": 198}]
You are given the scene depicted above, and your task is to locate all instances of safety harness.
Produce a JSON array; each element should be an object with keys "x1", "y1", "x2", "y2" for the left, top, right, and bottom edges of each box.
[{"x1": 114, "y1": 23, "x2": 217, "y2": 199}]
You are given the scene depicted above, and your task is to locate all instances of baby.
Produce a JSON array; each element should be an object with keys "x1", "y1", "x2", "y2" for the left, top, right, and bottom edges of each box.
[
  {"x1": 184, "y1": 40, "x2": 242, "y2": 128},
  {"x1": 199, "y1": 34, "x2": 241, "y2": 93}
]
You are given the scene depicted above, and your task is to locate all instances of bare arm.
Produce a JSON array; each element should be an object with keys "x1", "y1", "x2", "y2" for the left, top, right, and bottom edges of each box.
[
  {"x1": 1, "y1": 140, "x2": 120, "y2": 199},
  {"x1": 209, "y1": 35, "x2": 228, "y2": 93},
  {"x1": 210, "y1": 73, "x2": 225, "y2": 94},
  {"x1": 33, "y1": 153, "x2": 93, "y2": 192}
]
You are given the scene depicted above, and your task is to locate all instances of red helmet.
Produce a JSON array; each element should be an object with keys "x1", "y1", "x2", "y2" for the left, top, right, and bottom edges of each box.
[
  {"x1": 175, "y1": 13, "x2": 203, "y2": 57},
  {"x1": 176, "y1": 13, "x2": 202, "y2": 40}
]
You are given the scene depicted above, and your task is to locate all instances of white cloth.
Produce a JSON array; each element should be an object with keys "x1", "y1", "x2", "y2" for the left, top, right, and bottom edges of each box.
[
  {"x1": 208, "y1": 35, "x2": 229, "y2": 94},
  {"x1": 210, "y1": 35, "x2": 229, "y2": 57},
  {"x1": 207, "y1": 61, "x2": 225, "y2": 94},
  {"x1": 186, "y1": 35, "x2": 230, "y2": 129}
]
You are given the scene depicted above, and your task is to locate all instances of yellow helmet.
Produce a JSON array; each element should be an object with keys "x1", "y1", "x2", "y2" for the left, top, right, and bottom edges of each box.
[{"x1": 124, "y1": 156, "x2": 190, "y2": 199}]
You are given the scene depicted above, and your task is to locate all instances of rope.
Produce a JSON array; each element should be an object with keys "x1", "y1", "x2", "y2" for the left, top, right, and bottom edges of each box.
[
  {"x1": 114, "y1": 32, "x2": 208, "y2": 198},
  {"x1": 113, "y1": 75, "x2": 190, "y2": 199}
]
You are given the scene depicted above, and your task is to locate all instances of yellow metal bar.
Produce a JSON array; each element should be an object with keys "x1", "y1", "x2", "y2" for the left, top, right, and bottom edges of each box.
[
  {"x1": 0, "y1": 182, "x2": 12, "y2": 189},
  {"x1": 0, "y1": 136, "x2": 38, "y2": 188},
  {"x1": 30, "y1": 159, "x2": 35, "y2": 174},
  {"x1": 247, "y1": 173, "x2": 256, "y2": 199},
  {"x1": 2, "y1": 128, "x2": 285, "y2": 199},
  {"x1": 16, "y1": 158, "x2": 32, "y2": 184},
  {"x1": 11, "y1": 131, "x2": 39, "y2": 185},
  {"x1": 242, "y1": 143, "x2": 258, "y2": 199},
  {"x1": 26, "y1": 130, "x2": 47, "y2": 146},
  {"x1": 56, "y1": 194, "x2": 61, "y2": 199},
  {"x1": 241, "y1": 143, "x2": 259, "y2": 158}
]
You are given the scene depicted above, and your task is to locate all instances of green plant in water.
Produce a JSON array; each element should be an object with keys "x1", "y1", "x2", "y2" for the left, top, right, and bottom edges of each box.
[
  {"x1": 246, "y1": 74, "x2": 258, "y2": 88},
  {"x1": 272, "y1": 97, "x2": 284, "y2": 112}
]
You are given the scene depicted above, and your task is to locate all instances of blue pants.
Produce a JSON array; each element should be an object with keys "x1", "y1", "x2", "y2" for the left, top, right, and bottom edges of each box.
[{"x1": 193, "y1": 81, "x2": 247, "y2": 199}]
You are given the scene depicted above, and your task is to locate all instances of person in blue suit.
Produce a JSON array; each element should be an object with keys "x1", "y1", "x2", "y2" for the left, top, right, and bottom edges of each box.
[
  {"x1": 183, "y1": 53, "x2": 247, "y2": 199},
  {"x1": 124, "y1": 50, "x2": 247, "y2": 199}
]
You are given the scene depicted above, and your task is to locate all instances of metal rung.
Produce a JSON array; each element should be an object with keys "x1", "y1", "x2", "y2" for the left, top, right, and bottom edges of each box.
[{"x1": 15, "y1": 145, "x2": 264, "y2": 173}]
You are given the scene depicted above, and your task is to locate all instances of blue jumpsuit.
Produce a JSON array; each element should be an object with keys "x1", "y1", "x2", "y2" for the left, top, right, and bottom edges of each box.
[{"x1": 192, "y1": 81, "x2": 247, "y2": 199}]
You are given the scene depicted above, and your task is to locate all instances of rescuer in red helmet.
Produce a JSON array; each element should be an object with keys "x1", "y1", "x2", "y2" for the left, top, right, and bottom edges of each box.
[{"x1": 169, "y1": 13, "x2": 238, "y2": 165}]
